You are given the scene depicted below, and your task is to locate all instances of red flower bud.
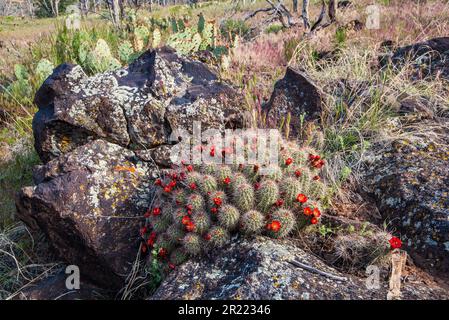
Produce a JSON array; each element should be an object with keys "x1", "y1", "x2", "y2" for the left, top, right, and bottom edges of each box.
[
  {"x1": 275, "y1": 199, "x2": 284, "y2": 207},
  {"x1": 186, "y1": 165, "x2": 193, "y2": 172},
  {"x1": 164, "y1": 186, "x2": 172, "y2": 193},
  {"x1": 312, "y1": 208, "x2": 321, "y2": 218},
  {"x1": 223, "y1": 177, "x2": 231, "y2": 185},
  {"x1": 213, "y1": 197, "x2": 222, "y2": 206},
  {"x1": 313, "y1": 175, "x2": 320, "y2": 181},
  {"x1": 311, "y1": 217, "x2": 318, "y2": 225},
  {"x1": 158, "y1": 248, "x2": 167, "y2": 258},
  {"x1": 154, "y1": 179, "x2": 162, "y2": 186},
  {"x1": 189, "y1": 183, "x2": 197, "y2": 190},
  {"x1": 153, "y1": 207, "x2": 161, "y2": 216},
  {"x1": 294, "y1": 170, "x2": 301, "y2": 177},
  {"x1": 185, "y1": 222, "x2": 195, "y2": 232},
  {"x1": 182, "y1": 216, "x2": 191, "y2": 225},
  {"x1": 211, "y1": 207, "x2": 218, "y2": 214},
  {"x1": 285, "y1": 158, "x2": 293, "y2": 166},
  {"x1": 204, "y1": 234, "x2": 211, "y2": 241},
  {"x1": 271, "y1": 220, "x2": 281, "y2": 232}
]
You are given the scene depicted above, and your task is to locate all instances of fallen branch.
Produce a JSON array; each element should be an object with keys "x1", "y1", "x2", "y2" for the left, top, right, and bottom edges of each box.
[{"x1": 289, "y1": 258, "x2": 348, "y2": 281}]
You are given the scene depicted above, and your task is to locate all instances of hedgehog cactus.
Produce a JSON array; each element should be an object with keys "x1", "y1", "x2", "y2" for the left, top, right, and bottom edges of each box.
[{"x1": 141, "y1": 138, "x2": 329, "y2": 269}]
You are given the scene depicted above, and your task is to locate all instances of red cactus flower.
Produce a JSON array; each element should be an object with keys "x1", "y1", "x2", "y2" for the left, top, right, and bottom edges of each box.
[
  {"x1": 314, "y1": 160, "x2": 325, "y2": 169},
  {"x1": 313, "y1": 175, "x2": 320, "y2": 181},
  {"x1": 213, "y1": 197, "x2": 223, "y2": 206},
  {"x1": 311, "y1": 217, "x2": 318, "y2": 225},
  {"x1": 294, "y1": 170, "x2": 302, "y2": 177},
  {"x1": 275, "y1": 199, "x2": 284, "y2": 207},
  {"x1": 182, "y1": 216, "x2": 191, "y2": 225},
  {"x1": 210, "y1": 147, "x2": 215, "y2": 157},
  {"x1": 158, "y1": 248, "x2": 167, "y2": 258},
  {"x1": 149, "y1": 232, "x2": 156, "y2": 240},
  {"x1": 164, "y1": 186, "x2": 172, "y2": 193},
  {"x1": 169, "y1": 180, "x2": 177, "y2": 188},
  {"x1": 185, "y1": 222, "x2": 195, "y2": 232},
  {"x1": 296, "y1": 193, "x2": 308, "y2": 203},
  {"x1": 153, "y1": 207, "x2": 161, "y2": 216},
  {"x1": 189, "y1": 182, "x2": 197, "y2": 190},
  {"x1": 140, "y1": 227, "x2": 147, "y2": 236},
  {"x1": 303, "y1": 207, "x2": 312, "y2": 216},
  {"x1": 254, "y1": 182, "x2": 261, "y2": 190},
  {"x1": 180, "y1": 172, "x2": 186, "y2": 180},
  {"x1": 312, "y1": 208, "x2": 321, "y2": 218},
  {"x1": 186, "y1": 165, "x2": 193, "y2": 172},
  {"x1": 266, "y1": 223, "x2": 272, "y2": 230},
  {"x1": 144, "y1": 210, "x2": 151, "y2": 218},
  {"x1": 187, "y1": 210, "x2": 192, "y2": 215},
  {"x1": 211, "y1": 207, "x2": 218, "y2": 214},
  {"x1": 204, "y1": 234, "x2": 211, "y2": 241},
  {"x1": 285, "y1": 158, "x2": 293, "y2": 166},
  {"x1": 147, "y1": 238, "x2": 154, "y2": 247},
  {"x1": 223, "y1": 177, "x2": 231, "y2": 185},
  {"x1": 171, "y1": 173, "x2": 178, "y2": 180},
  {"x1": 271, "y1": 220, "x2": 281, "y2": 232},
  {"x1": 169, "y1": 263, "x2": 176, "y2": 270},
  {"x1": 154, "y1": 179, "x2": 162, "y2": 186},
  {"x1": 389, "y1": 236, "x2": 402, "y2": 249},
  {"x1": 186, "y1": 204, "x2": 193, "y2": 211}
]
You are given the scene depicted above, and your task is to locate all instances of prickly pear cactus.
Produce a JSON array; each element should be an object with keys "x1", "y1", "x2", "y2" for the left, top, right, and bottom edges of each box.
[
  {"x1": 199, "y1": 22, "x2": 214, "y2": 50},
  {"x1": 167, "y1": 27, "x2": 202, "y2": 55},
  {"x1": 134, "y1": 25, "x2": 150, "y2": 51},
  {"x1": 85, "y1": 39, "x2": 121, "y2": 74},
  {"x1": 152, "y1": 28, "x2": 161, "y2": 48},
  {"x1": 118, "y1": 41, "x2": 135, "y2": 64},
  {"x1": 140, "y1": 139, "x2": 329, "y2": 269},
  {"x1": 35, "y1": 59, "x2": 54, "y2": 82}
]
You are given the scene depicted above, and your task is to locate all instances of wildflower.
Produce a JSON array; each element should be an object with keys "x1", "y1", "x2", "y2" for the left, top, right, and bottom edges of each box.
[
  {"x1": 189, "y1": 182, "x2": 197, "y2": 190},
  {"x1": 285, "y1": 158, "x2": 293, "y2": 166},
  {"x1": 223, "y1": 177, "x2": 231, "y2": 185},
  {"x1": 296, "y1": 193, "x2": 308, "y2": 203},
  {"x1": 271, "y1": 220, "x2": 281, "y2": 232},
  {"x1": 182, "y1": 216, "x2": 191, "y2": 225},
  {"x1": 311, "y1": 217, "x2": 318, "y2": 225},
  {"x1": 389, "y1": 236, "x2": 402, "y2": 250},
  {"x1": 185, "y1": 222, "x2": 195, "y2": 232},
  {"x1": 213, "y1": 197, "x2": 223, "y2": 206},
  {"x1": 152, "y1": 207, "x2": 161, "y2": 216},
  {"x1": 312, "y1": 208, "x2": 321, "y2": 218},
  {"x1": 275, "y1": 199, "x2": 284, "y2": 207},
  {"x1": 303, "y1": 207, "x2": 312, "y2": 216},
  {"x1": 186, "y1": 165, "x2": 193, "y2": 172},
  {"x1": 294, "y1": 170, "x2": 301, "y2": 177}
]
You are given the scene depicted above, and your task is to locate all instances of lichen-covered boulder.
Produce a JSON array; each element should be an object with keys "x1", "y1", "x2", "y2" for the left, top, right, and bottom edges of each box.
[
  {"x1": 16, "y1": 139, "x2": 157, "y2": 289},
  {"x1": 151, "y1": 237, "x2": 447, "y2": 300},
  {"x1": 263, "y1": 67, "x2": 323, "y2": 138},
  {"x1": 363, "y1": 121, "x2": 449, "y2": 273},
  {"x1": 33, "y1": 46, "x2": 250, "y2": 163}
]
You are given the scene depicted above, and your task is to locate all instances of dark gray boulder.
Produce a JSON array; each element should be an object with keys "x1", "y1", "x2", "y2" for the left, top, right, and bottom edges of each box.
[
  {"x1": 151, "y1": 237, "x2": 448, "y2": 300},
  {"x1": 33, "y1": 47, "x2": 250, "y2": 163},
  {"x1": 264, "y1": 67, "x2": 323, "y2": 138},
  {"x1": 363, "y1": 120, "x2": 449, "y2": 273},
  {"x1": 16, "y1": 139, "x2": 157, "y2": 289}
]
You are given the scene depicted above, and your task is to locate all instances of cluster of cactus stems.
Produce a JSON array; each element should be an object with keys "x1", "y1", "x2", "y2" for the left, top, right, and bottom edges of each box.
[{"x1": 140, "y1": 139, "x2": 328, "y2": 269}]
